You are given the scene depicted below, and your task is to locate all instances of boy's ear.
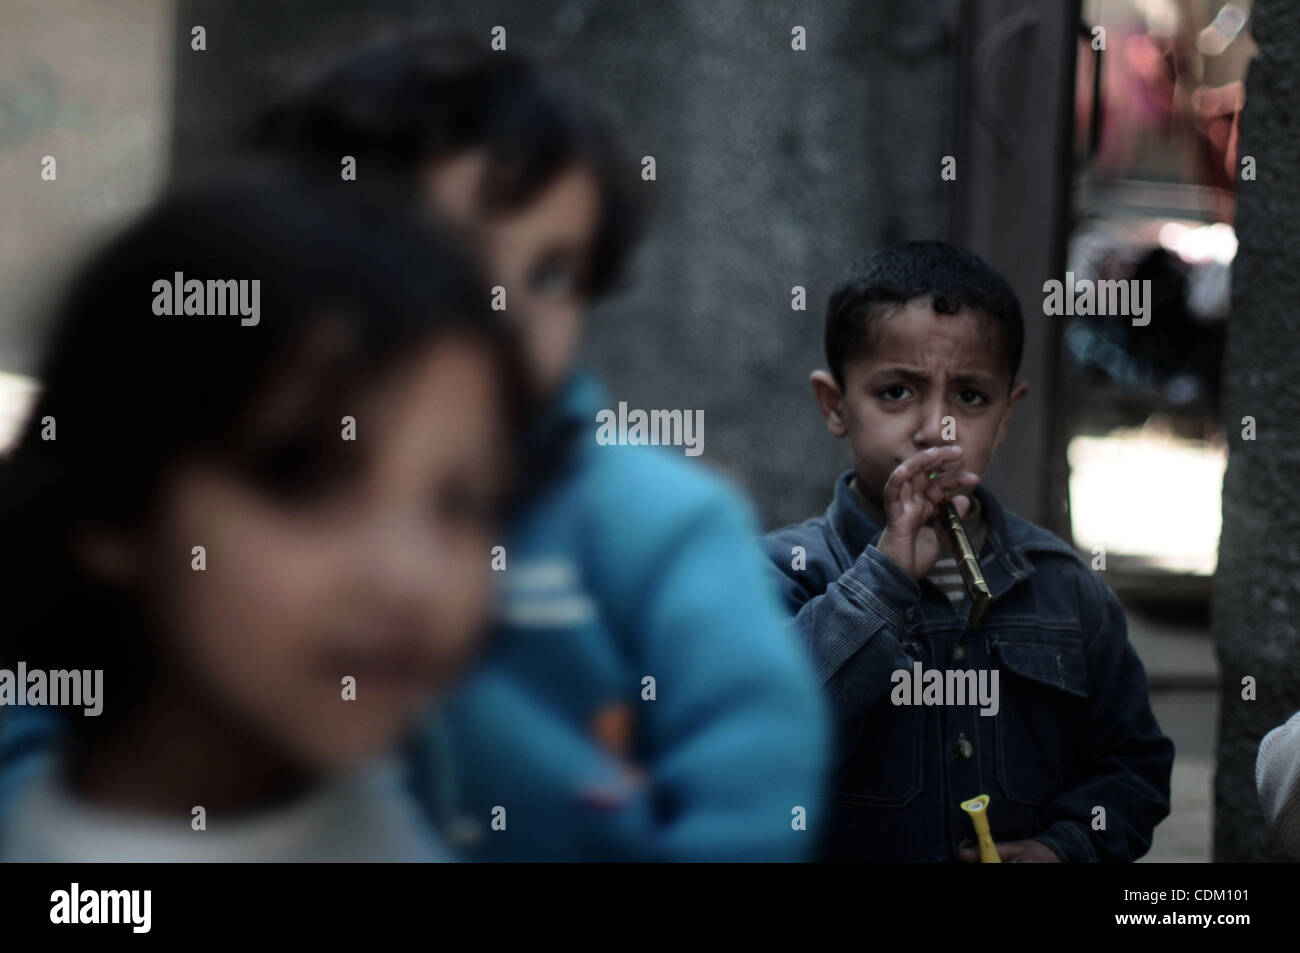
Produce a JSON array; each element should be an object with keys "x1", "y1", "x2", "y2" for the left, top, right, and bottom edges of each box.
[
  {"x1": 810, "y1": 370, "x2": 848, "y2": 438},
  {"x1": 994, "y1": 380, "x2": 1030, "y2": 448}
]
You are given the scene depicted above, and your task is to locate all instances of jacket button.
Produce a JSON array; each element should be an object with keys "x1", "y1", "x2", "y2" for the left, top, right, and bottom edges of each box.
[
  {"x1": 953, "y1": 644, "x2": 966, "y2": 660},
  {"x1": 953, "y1": 736, "x2": 973, "y2": 759}
]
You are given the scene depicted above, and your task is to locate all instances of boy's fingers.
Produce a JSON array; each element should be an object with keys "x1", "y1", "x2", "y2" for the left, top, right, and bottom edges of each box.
[
  {"x1": 925, "y1": 492, "x2": 973, "y2": 523},
  {"x1": 916, "y1": 498, "x2": 934, "y2": 526},
  {"x1": 895, "y1": 445, "x2": 963, "y2": 487},
  {"x1": 922, "y1": 470, "x2": 979, "y2": 506},
  {"x1": 885, "y1": 450, "x2": 972, "y2": 537},
  {"x1": 961, "y1": 841, "x2": 1020, "y2": 862},
  {"x1": 923, "y1": 468, "x2": 974, "y2": 493},
  {"x1": 885, "y1": 446, "x2": 963, "y2": 504}
]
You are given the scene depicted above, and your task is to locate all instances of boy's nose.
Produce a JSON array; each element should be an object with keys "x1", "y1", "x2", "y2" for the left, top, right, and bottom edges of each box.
[{"x1": 913, "y1": 402, "x2": 952, "y2": 449}]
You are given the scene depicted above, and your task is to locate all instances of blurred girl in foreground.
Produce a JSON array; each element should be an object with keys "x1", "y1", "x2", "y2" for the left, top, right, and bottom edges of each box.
[{"x1": 0, "y1": 171, "x2": 523, "y2": 860}]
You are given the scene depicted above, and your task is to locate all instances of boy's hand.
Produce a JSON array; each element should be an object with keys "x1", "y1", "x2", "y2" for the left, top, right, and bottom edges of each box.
[
  {"x1": 874, "y1": 445, "x2": 980, "y2": 581},
  {"x1": 959, "y1": 839, "x2": 1062, "y2": 863}
]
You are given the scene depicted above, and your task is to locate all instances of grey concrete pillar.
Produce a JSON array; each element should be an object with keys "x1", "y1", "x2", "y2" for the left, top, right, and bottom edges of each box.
[{"x1": 1213, "y1": 0, "x2": 1300, "y2": 863}]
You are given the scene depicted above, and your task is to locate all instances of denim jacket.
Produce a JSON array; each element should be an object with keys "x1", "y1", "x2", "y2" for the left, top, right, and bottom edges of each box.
[{"x1": 762, "y1": 470, "x2": 1173, "y2": 862}]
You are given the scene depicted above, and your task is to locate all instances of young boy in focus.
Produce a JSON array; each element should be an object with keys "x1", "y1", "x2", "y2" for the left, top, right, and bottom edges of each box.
[{"x1": 764, "y1": 241, "x2": 1172, "y2": 862}]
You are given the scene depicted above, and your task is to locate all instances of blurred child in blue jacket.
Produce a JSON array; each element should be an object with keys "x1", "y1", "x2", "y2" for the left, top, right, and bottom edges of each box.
[{"x1": 254, "y1": 38, "x2": 828, "y2": 860}]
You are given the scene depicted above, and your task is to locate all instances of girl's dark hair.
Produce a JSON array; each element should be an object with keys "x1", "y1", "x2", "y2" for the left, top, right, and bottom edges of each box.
[
  {"x1": 0, "y1": 167, "x2": 527, "y2": 723},
  {"x1": 251, "y1": 34, "x2": 645, "y2": 299}
]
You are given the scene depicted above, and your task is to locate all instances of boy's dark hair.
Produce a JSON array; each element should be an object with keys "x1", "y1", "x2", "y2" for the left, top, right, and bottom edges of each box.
[
  {"x1": 824, "y1": 240, "x2": 1024, "y2": 388},
  {"x1": 251, "y1": 35, "x2": 645, "y2": 299},
  {"x1": 0, "y1": 167, "x2": 526, "y2": 730}
]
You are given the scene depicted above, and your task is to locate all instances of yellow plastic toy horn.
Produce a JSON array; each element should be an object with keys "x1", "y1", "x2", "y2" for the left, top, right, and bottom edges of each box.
[{"x1": 960, "y1": 794, "x2": 1001, "y2": 863}]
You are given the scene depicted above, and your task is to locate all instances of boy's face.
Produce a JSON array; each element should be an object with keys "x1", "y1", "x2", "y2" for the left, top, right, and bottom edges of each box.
[
  {"x1": 811, "y1": 297, "x2": 1028, "y2": 503},
  {"x1": 424, "y1": 149, "x2": 602, "y2": 398}
]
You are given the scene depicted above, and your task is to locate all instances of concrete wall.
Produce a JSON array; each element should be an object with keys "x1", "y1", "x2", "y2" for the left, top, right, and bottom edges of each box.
[
  {"x1": 168, "y1": 0, "x2": 1086, "y2": 534},
  {"x1": 0, "y1": 0, "x2": 172, "y2": 374},
  {"x1": 169, "y1": 0, "x2": 957, "y2": 530},
  {"x1": 1213, "y1": 0, "x2": 1300, "y2": 862}
]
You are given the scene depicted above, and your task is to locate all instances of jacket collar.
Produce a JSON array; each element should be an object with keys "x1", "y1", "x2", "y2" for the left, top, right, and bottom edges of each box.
[
  {"x1": 509, "y1": 368, "x2": 605, "y2": 512},
  {"x1": 826, "y1": 469, "x2": 1074, "y2": 602}
]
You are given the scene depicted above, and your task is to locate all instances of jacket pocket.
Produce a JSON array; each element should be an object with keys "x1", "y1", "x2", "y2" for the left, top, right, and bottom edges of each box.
[
  {"x1": 830, "y1": 688, "x2": 924, "y2": 807},
  {"x1": 990, "y1": 627, "x2": 1088, "y2": 806}
]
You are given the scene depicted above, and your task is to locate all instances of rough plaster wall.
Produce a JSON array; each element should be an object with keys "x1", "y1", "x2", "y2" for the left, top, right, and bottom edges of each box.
[
  {"x1": 1213, "y1": 0, "x2": 1300, "y2": 862},
  {"x1": 171, "y1": 0, "x2": 952, "y2": 529}
]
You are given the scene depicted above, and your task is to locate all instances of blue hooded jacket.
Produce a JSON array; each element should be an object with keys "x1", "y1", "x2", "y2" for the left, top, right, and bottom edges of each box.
[{"x1": 407, "y1": 370, "x2": 829, "y2": 860}]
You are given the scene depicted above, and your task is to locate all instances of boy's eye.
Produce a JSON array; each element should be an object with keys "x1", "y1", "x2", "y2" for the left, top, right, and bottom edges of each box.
[
  {"x1": 956, "y1": 389, "x2": 989, "y2": 407},
  {"x1": 879, "y1": 384, "x2": 912, "y2": 401}
]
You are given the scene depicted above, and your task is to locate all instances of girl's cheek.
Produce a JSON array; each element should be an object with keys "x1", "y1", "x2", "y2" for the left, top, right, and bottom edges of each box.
[
  {"x1": 450, "y1": 539, "x2": 494, "y2": 617},
  {"x1": 429, "y1": 534, "x2": 495, "y2": 658},
  {"x1": 181, "y1": 545, "x2": 309, "y2": 679},
  {"x1": 155, "y1": 492, "x2": 337, "y2": 695}
]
